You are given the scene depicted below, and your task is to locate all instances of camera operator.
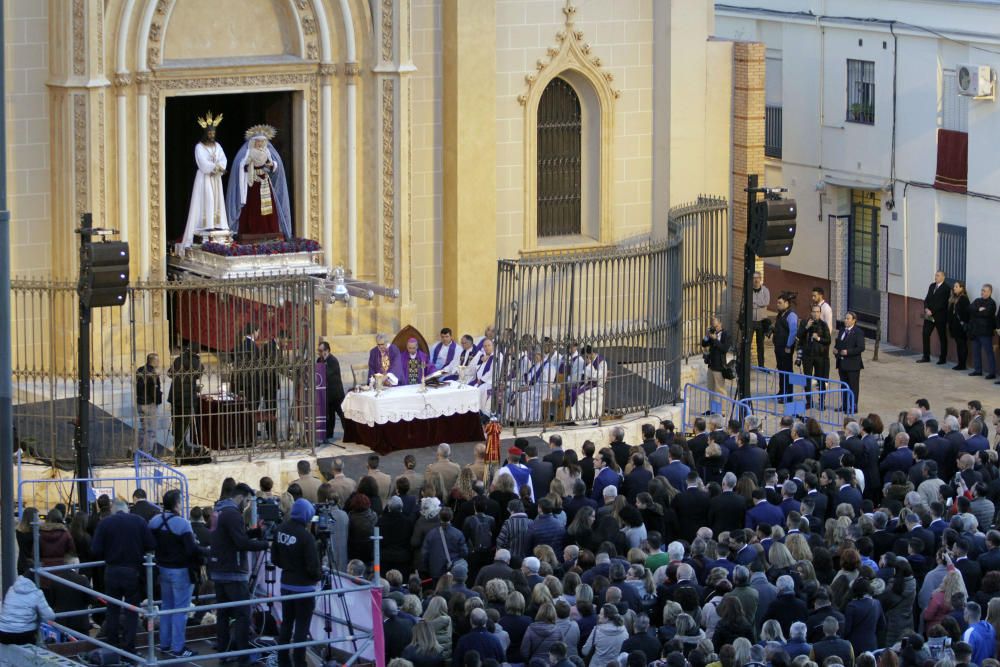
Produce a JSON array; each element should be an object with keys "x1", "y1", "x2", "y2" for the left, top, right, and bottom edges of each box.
[
  {"x1": 149, "y1": 489, "x2": 203, "y2": 658},
  {"x1": 796, "y1": 303, "x2": 831, "y2": 409},
  {"x1": 208, "y1": 482, "x2": 269, "y2": 666},
  {"x1": 701, "y1": 315, "x2": 731, "y2": 395},
  {"x1": 270, "y1": 499, "x2": 322, "y2": 667}
]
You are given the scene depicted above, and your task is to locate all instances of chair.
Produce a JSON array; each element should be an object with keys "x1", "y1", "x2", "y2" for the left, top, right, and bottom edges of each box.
[
  {"x1": 391, "y1": 324, "x2": 429, "y2": 355},
  {"x1": 350, "y1": 364, "x2": 369, "y2": 388}
]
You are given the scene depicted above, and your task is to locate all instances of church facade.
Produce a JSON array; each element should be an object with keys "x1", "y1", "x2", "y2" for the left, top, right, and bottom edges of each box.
[{"x1": 8, "y1": 0, "x2": 749, "y2": 355}]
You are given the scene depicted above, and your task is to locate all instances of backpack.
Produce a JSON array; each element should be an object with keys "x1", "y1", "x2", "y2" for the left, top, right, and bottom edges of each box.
[{"x1": 469, "y1": 514, "x2": 494, "y2": 552}]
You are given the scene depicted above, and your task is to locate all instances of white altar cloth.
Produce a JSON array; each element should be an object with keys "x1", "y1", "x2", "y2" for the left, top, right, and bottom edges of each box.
[{"x1": 340, "y1": 381, "x2": 482, "y2": 427}]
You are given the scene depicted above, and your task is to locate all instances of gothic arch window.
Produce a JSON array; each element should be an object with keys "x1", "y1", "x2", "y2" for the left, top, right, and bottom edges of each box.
[{"x1": 537, "y1": 77, "x2": 582, "y2": 237}]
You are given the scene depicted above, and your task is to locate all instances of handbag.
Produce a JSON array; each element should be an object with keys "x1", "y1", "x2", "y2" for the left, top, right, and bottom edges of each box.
[{"x1": 437, "y1": 527, "x2": 467, "y2": 573}]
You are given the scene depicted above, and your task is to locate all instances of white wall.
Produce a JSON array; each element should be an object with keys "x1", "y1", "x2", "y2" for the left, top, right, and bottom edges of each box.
[{"x1": 716, "y1": 0, "x2": 1000, "y2": 308}]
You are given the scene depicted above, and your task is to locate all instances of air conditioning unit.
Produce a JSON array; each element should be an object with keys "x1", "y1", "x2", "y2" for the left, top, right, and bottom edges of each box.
[{"x1": 957, "y1": 64, "x2": 994, "y2": 98}]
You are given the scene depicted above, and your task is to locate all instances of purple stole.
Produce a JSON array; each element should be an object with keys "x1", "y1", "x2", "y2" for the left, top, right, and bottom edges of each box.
[
  {"x1": 527, "y1": 359, "x2": 548, "y2": 385},
  {"x1": 473, "y1": 337, "x2": 491, "y2": 355},
  {"x1": 474, "y1": 354, "x2": 495, "y2": 386},
  {"x1": 431, "y1": 341, "x2": 457, "y2": 369},
  {"x1": 570, "y1": 355, "x2": 604, "y2": 405}
]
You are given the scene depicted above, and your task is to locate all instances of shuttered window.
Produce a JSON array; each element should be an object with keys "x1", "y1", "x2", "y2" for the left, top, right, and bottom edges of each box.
[{"x1": 537, "y1": 78, "x2": 582, "y2": 237}]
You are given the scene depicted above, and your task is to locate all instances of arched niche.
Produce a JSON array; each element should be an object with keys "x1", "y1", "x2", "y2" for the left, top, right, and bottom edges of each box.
[{"x1": 162, "y1": 0, "x2": 303, "y2": 62}]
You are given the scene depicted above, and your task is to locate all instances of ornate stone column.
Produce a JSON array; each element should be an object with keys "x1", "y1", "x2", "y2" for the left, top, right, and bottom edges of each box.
[
  {"x1": 48, "y1": 0, "x2": 111, "y2": 279},
  {"x1": 373, "y1": 0, "x2": 415, "y2": 328}
]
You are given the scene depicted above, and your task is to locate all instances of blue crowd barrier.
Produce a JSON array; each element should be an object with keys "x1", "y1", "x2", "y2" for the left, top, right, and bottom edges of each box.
[{"x1": 681, "y1": 383, "x2": 749, "y2": 433}]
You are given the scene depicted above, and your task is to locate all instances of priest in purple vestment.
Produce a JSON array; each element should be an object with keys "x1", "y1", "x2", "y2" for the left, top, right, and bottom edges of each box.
[
  {"x1": 392, "y1": 338, "x2": 436, "y2": 386},
  {"x1": 367, "y1": 333, "x2": 401, "y2": 386}
]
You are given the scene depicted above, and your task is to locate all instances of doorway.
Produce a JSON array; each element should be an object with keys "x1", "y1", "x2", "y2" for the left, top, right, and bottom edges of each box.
[
  {"x1": 164, "y1": 91, "x2": 296, "y2": 246},
  {"x1": 848, "y1": 189, "x2": 881, "y2": 318}
]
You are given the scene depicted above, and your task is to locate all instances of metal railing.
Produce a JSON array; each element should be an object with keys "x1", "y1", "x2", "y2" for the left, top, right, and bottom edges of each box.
[
  {"x1": 30, "y1": 520, "x2": 383, "y2": 666},
  {"x1": 494, "y1": 238, "x2": 682, "y2": 429},
  {"x1": 11, "y1": 276, "x2": 316, "y2": 466},
  {"x1": 681, "y1": 383, "x2": 748, "y2": 434},
  {"x1": 17, "y1": 471, "x2": 188, "y2": 520},
  {"x1": 765, "y1": 105, "x2": 782, "y2": 158},
  {"x1": 669, "y1": 195, "x2": 730, "y2": 358},
  {"x1": 134, "y1": 450, "x2": 191, "y2": 517}
]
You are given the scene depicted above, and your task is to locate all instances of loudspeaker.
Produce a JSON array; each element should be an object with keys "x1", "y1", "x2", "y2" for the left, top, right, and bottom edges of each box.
[{"x1": 750, "y1": 199, "x2": 797, "y2": 257}]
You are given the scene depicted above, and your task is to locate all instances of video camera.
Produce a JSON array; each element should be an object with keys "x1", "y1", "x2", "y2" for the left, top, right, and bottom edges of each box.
[
  {"x1": 256, "y1": 496, "x2": 283, "y2": 540},
  {"x1": 313, "y1": 501, "x2": 338, "y2": 537}
]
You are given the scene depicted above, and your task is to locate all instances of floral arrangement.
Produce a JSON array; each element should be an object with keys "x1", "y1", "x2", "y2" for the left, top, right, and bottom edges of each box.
[{"x1": 200, "y1": 238, "x2": 321, "y2": 257}]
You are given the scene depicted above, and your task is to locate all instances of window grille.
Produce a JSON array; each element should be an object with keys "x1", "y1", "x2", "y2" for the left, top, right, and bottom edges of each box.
[{"x1": 846, "y1": 59, "x2": 875, "y2": 124}]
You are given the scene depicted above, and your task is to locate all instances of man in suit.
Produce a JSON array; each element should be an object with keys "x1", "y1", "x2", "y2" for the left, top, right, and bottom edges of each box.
[
  {"x1": 658, "y1": 445, "x2": 691, "y2": 491},
  {"x1": 672, "y1": 472, "x2": 710, "y2": 542},
  {"x1": 639, "y1": 423, "x2": 657, "y2": 456},
  {"x1": 953, "y1": 538, "x2": 982, "y2": 597},
  {"x1": 579, "y1": 440, "x2": 596, "y2": 492},
  {"x1": 542, "y1": 434, "x2": 565, "y2": 469},
  {"x1": 819, "y1": 432, "x2": 847, "y2": 471},
  {"x1": 590, "y1": 451, "x2": 620, "y2": 502},
  {"x1": 623, "y1": 453, "x2": 653, "y2": 502},
  {"x1": 746, "y1": 488, "x2": 784, "y2": 530},
  {"x1": 708, "y1": 472, "x2": 747, "y2": 534},
  {"x1": 609, "y1": 426, "x2": 631, "y2": 471},
  {"x1": 728, "y1": 430, "x2": 769, "y2": 483},
  {"x1": 318, "y1": 341, "x2": 346, "y2": 444},
  {"x1": 976, "y1": 530, "x2": 1000, "y2": 574},
  {"x1": 835, "y1": 468, "x2": 863, "y2": 516},
  {"x1": 780, "y1": 423, "x2": 816, "y2": 472},
  {"x1": 893, "y1": 512, "x2": 936, "y2": 559},
  {"x1": 778, "y1": 481, "x2": 801, "y2": 518},
  {"x1": 834, "y1": 311, "x2": 865, "y2": 412},
  {"x1": 767, "y1": 416, "x2": 795, "y2": 468},
  {"x1": 918, "y1": 270, "x2": 950, "y2": 364},
  {"x1": 880, "y1": 432, "x2": 915, "y2": 479},
  {"x1": 688, "y1": 417, "x2": 710, "y2": 467},
  {"x1": 649, "y1": 428, "x2": 672, "y2": 471},
  {"x1": 524, "y1": 443, "x2": 554, "y2": 498},
  {"x1": 802, "y1": 473, "x2": 828, "y2": 523},
  {"x1": 294, "y1": 459, "x2": 324, "y2": 504}
]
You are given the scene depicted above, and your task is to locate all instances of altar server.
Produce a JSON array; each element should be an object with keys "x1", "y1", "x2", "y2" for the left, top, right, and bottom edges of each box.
[
  {"x1": 473, "y1": 325, "x2": 497, "y2": 355},
  {"x1": 493, "y1": 446, "x2": 535, "y2": 501},
  {"x1": 569, "y1": 346, "x2": 607, "y2": 424},
  {"x1": 516, "y1": 349, "x2": 557, "y2": 424},
  {"x1": 451, "y1": 334, "x2": 481, "y2": 384},
  {"x1": 367, "y1": 333, "x2": 400, "y2": 386},
  {"x1": 561, "y1": 341, "x2": 587, "y2": 404},
  {"x1": 429, "y1": 328, "x2": 459, "y2": 377}
]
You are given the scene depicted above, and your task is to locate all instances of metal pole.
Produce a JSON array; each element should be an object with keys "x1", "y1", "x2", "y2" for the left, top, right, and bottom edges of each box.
[
  {"x1": 145, "y1": 552, "x2": 156, "y2": 666},
  {"x1": 76, "y1": 224, "x2": 93, "y2": 514},
  {"x1": 739, "y1": 175, "x2": 758, "y2": 400},
  {"x1": 0, "y1": 0, "x2": 17, "y2": 595}
]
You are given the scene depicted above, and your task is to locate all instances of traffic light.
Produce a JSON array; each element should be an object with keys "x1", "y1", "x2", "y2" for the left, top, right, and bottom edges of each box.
[
  {"x1": 749, "y1": 198, "x2": 797, "y2": 257},
  {"x1": 79, "y1": 241, "x2": 130, "y2": 307}
]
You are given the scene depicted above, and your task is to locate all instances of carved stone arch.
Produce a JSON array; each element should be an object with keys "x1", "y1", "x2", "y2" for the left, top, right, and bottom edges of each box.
[{"x1": 519, "y1": 4, "x2": 620, "y2": 251}]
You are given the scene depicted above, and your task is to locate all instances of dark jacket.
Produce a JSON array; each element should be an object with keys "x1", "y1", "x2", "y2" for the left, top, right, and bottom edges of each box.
[
  {"x1": 384, "y1": 614, "x2": 415, "y2": 660},
  {"x1": 728, "y1": 444, "x2": 769, "y2": 483},
  {"x1": 348, "y1": 508, "x2": 379, "y2": 563},
  {"x1": 148, "y1": 511, "x2": 201, "y2": 570},
  {"x1": 969, "y1": 297, "x2": 997, "y2": 338},
  {"x1": 521, "y1": 621, "x2": 563, "y2": 663},
  {"x1": 526, "y1": 458, "x2": 554, "y2": 498},
  {"x1": 708, "y1": 491, "x2": 747, "y2": 535},
  {"x1": 811, "y1": 637, "x2": 855, "y2": 667},
  {"x1": 623, "y1": 467, "x2": 653, "y2": 501},
  {"x1": 379, "y1": 509, "x2": 417, "y2": 570},
  {"x1": 454, "y1": 626, "x2": 504, "y2": 667},
  {"x1": 319, "y1": 353, "x2": 346, "y2": 404},
  {"x1": 92, "y1": 511, "x2": 155, "y2": 570},
  {"x1": 924, "y1": 281, "x2": 950, "y2": 318},
  {"x1": 842, "y1": 596, "x2": 885, "y2": 654},
  {"x1": 834, "y1": 327, "x2": 865, "y2": 372},
  {"x1": 797, "y1": 318, "x2": 831, "y2": 361},
  {"x1": 38, "y1": 524, "x2": 76, "y2": 569},
  {"x1": 527, "y1": 513, "x2": 565, "y2": 555},
  {"x1": 879, "y1": 575, "x2": 916, "y2": 645},
  {"x1": 672, "y1": 487, "x2": 710, "y2": 542},
  {"x1": 949, "y1": 294, "x2": 972, "y2": 337},
  {"x1": 764, "y1": 591, "x2": 810, "y2": 637},
  {"x1": 270, "y1": 518, "x2": 322, "y2": 589},
  {"x1": 167, "y1": 349, "x2": 202, "y2": 409},
  {"x1": 702, "y1": 328, "x2": 731, "y2": 372},
  {"x1": 806, "y1": 604, "x2": 845, "y2": 643},
  {"x1": 136, "y1": 364, "x2": 162, "y2": 406},
  {"x1": 131, "y1": 500, "x2": 161, "y2": 523},
  {"x1": 207, "y1": 499, "x2": 268, "y2": 581},
  {"x1": 421, "y1": 523, "x2": 468, "y2": 578}
]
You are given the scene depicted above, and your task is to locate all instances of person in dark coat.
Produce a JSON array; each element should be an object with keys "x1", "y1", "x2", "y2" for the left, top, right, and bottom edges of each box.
[
  {"x1": 834, "y1": 311, "x2": 865, "y2": 412},
  {"x1": 708, "y1": 472, "x2": 747, "y2": 535},
  {"x1": 167, "y1": 343, "x2": 203, "y2": 457},
  {"x1": 810, "y1": 616, "x2": 855, "y2": 667},
  {"x1": 317, "y1": 341, "x2": 346, "y2": 444},
  {"x1": 383, "y1": 598, "x2": 416, "y2": 660},
  {"x1": 524, "y1": 443, "x2": 554, "y2": 499},
  {"x1": 671, "y1": 473, "x2": 710, "y2": 542},
  {"x1": 420, "y1": 508, "x2": 468, "y2": 579},
  {"x1": 764, "y1": 576, "x2": 810, "y2": 637},
  {"x1": 135, "y1": 352, "x2": 163, "y2": 453},
  {"x1": 968, "y1": 284, "x2": 997, "y2": 378},
  {"x1": 948, "y1": 280, "x2": 972, "y2": 370},
  {"x1": 842, "y1": 578, "x2": 885, "y2": 654},
  {"x1": 379, "y1": 496, "x2": 416, "y2": 577},
  {"x1": 919, "y1": 270, "x2": 950, "y2": 364},
  {"x1": 346, "y1": 494, "x2": 378, "y2": 564},
  {"x1": 453, "y1": 608, "x2": 504, "y2": 667}
]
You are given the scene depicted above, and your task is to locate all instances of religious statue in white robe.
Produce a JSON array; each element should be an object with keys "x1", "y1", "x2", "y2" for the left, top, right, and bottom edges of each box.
[
  {"x1": 180, "y1": 111, "x2": 228, "y2": 253},
  {"x1": 569, "y1": 348, "x2": 608, "y2": 424}
]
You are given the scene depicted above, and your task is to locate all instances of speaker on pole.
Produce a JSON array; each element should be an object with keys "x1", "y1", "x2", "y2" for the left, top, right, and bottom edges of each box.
[{"x1": 749, "y1": 198, "x2": 797, "y2": 257}]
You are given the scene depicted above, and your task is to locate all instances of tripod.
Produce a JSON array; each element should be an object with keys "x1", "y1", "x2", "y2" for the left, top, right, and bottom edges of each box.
[
  {"x1": 316, "y1": 534, "x2": 357, "y2": 662},
  {"x1": 248, "y1": 545, "x2": 279, "y2": 639}
]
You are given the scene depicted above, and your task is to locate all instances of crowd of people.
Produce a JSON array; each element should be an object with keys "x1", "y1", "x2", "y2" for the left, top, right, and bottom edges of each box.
[{"x1": 5, "y1": 395, "x2": 1000, "y2": 667}]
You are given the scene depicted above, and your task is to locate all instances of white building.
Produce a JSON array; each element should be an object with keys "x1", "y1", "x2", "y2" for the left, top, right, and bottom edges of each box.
[{"x1": 715, "y1": 0, "x2": 1000, "y2": 354}]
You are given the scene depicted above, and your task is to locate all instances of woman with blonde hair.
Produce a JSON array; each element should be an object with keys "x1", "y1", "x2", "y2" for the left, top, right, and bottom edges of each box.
[
  {"x1": 528, "y1": 581, "x2": 555, "y2": 617},
  {"x1": 732, "y1": 636, "x2": 754, "y2": 667},
  {"x1": 767, "y1": 542, "x2": 798, "y2": 582},
  {"x1": 555, "y1": 450, "x2": 582, "y2": 494},
  {"x1": 785, "y1": 533, "x2": 813, "y2": 562},
  {"x1": 449, "y1": 467, "x2": 476, "y2": 507},
  {"x1": 534, "y1": 545, "x2": 559, "y2": 571},
  {"x1": 542, "y1": 574, "x2": 563, "y2": 600},
  {"x1": 923, "y1": 565, "x2": 968, "y2": 628},
  {"x1": 401, "y1": 620, "x2": 445, "y2": 667},
  {"x1": 421, "y1": 596, "x2": 452, "y2": 659},
  {"x1": 521, "y1": 602, "x2": 561, "y2": 663},
  {"x1": 760, "y1": 619, "x2": 787, "y2": 646},
  {"x1": 795, "y1": 560, "x2": 818, "y2": 586}
]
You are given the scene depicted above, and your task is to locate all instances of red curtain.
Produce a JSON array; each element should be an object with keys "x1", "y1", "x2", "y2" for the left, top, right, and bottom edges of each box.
[{"x1": 934, "y1": 128, "x2": 968, "y2": 193}]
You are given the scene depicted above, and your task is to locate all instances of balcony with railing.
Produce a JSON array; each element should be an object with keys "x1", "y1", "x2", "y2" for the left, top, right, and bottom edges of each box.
[{"x1": 765, "y1": 105, "x2": 782, "y2": 159}]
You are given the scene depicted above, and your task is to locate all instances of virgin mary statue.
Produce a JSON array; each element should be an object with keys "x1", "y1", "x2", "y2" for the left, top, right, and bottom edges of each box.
[{"x1": 225, "y1": 124, "x2": 292, "y2": 239}]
